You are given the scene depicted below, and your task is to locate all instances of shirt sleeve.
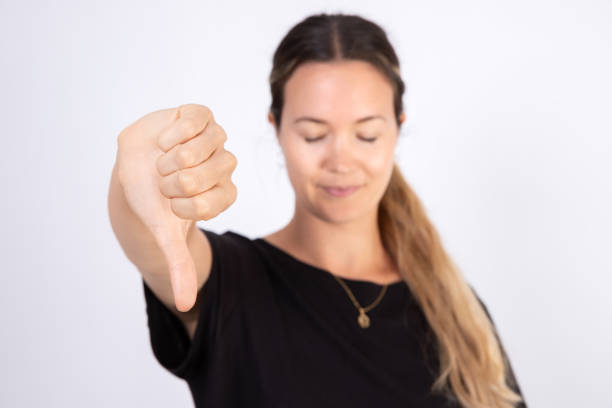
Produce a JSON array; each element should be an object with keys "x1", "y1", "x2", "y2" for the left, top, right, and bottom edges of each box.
[
  {"x1": 470, "y1": 285, "x2": 528, "y2": 407},
  {"x1": 141, "y1": 227, "x2": 243, "y2": 380}
]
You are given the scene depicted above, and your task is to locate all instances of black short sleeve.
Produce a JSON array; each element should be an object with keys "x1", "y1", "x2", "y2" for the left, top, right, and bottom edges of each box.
[{"x1": 142, "y1": 227, "x2": 244, "y2": 380}]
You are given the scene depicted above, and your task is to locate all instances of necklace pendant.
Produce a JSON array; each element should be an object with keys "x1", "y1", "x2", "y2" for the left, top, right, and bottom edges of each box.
[{"x1": 357, "y1": 309, "x2": 370, "y2": 328}]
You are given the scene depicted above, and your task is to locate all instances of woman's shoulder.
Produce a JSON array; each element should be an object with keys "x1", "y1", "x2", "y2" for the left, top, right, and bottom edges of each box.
[
  {"x1": 196, "y1": 227, "x2": 265, "y2": 272},
  {"x1": 199, "y1": 227, "x2": 287, "y2": 258},
  {"x1": 197, "y1": 227, "x2": 286, "y2": 274},
  {"x1": 198, "y1": 227, "x2": 255, "y2": 249}
]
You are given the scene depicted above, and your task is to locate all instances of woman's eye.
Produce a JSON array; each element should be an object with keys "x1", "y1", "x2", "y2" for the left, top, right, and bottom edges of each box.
[
  {"x1": 304, "y1": 134, "x2": 326, "y2": 143},
  {"x1": 358, "y1": 135, "x2": 378, "y2": 143},
  {"x1": 303, "y1": 134, "x2": 378, "y2": 143}
]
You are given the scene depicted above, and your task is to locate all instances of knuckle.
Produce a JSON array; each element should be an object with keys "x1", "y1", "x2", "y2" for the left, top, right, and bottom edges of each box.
[
  {"x1": 155, "y1": 153, "x2": 167, "y2": 175},
  {"x1": 176, "y1": 146, "x2": 194, "y2": 168},
  {"x1": 170, "y1": 198, "x2": 194, "y2": 220},
  {"x1": 200, "y1": 104, "x2": 212, "y2": 117},
  {"x1": 169, "y1": 198, "x2": 184, "y2": 218},
  {"x1": 217, "y1": 126, "x2": 228, "y2": 144},
  {"x1": 177, "y1": 172, "x2": 197, "y2": 194},
  {"x1": 228, "y1": 183, "x2": 238, "y2": 205},
  {"x1": 178, "y1": 103, "x2": 205, "y2": 113},
  {"x1": 195, "y1": 196, "x2": 212, "y2": 220},
  {"x1": 177, "y1": 103, "x2": 194, "y2": 111},
  {"x1": 225, "y1": 151, "x2": 238, "y2": 170},
  {"x1": 179, "y1": 118, "x2": 197, "y2": 135},
  {"x1": 198, "y1": 105, "x2": 213, "y2": 121},
  {"x1": 214, "y1": 121, "x2": 224, "y2": 132},
  {"x1": 179, "y1": 104, "x2": 213, "y2": 121}
]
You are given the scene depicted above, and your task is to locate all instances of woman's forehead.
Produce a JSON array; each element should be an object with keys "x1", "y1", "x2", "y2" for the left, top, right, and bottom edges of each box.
[{"x1": 283, "y1": 61, "x2": 394, "y2": 122}]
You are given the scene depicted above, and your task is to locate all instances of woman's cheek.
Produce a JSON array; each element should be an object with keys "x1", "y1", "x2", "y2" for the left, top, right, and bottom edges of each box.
[
  {"x1": 362, "y1": 150, "x2": 389, "y2": 174},
  {"x1": 285, "y1": 152, "x2": 314, "y2": 198}
]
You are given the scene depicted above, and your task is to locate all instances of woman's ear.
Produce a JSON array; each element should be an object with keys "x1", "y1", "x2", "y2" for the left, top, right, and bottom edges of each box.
[
  {"x1": 399, "y1": 112, "x2": 406, "y2": 125},
  {"x1": 268, "y1": 111, "x2": 280, "y2": 139}
]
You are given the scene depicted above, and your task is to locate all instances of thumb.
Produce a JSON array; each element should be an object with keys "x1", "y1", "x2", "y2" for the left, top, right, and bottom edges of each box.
[{"x1": 150, "y1": 222, "x2": 198, "y2": 313}]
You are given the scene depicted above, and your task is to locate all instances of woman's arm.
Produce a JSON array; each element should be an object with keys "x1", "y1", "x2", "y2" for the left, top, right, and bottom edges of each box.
[{"x1": 108, "y1": 159, "x2": 212, "y2": 339}]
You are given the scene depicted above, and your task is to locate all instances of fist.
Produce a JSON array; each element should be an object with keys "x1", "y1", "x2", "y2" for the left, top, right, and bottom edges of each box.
[
  {"x1": 116, "y1": 103, "x2": 237, "y2": 311},
  {"x1": 155, "y1": 104, "x2": 238, "y2": 221}
]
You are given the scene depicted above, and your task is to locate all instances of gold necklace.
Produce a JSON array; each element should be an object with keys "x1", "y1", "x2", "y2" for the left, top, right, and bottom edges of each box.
[{"x1": 330, "y1": 274, "x2": 388, "y2": 329}]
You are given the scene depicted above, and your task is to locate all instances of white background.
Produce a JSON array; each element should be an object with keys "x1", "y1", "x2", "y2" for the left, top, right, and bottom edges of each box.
[{"x1": 1, "y1": 0, "x2": 610, "y2": 406}]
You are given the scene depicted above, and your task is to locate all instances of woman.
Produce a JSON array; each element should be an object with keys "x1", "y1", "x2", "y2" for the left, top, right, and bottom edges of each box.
[{"x1": 108, "y1": 12, "x2": 527, "y2": 408}]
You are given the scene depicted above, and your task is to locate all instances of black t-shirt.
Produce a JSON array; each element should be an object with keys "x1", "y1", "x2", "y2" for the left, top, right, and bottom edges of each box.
[{"x1": 142, "y1": 227, "x2": 526, "y2": 407}]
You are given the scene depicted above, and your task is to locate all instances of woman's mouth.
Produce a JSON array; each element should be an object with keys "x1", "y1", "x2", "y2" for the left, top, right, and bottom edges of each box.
[{"x1": 321, "y1": 185, "x2": 361, "y2": 197}]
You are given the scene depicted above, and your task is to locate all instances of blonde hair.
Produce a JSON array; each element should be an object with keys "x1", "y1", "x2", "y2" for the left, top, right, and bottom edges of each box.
[{"x1": 379, "y1": 165, "x2": 524, "y2": 407}]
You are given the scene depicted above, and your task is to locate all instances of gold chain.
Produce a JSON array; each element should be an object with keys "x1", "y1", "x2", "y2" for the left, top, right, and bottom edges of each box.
[{"x1": 330, "y1": 273, "x2": 388, "y2": 329}]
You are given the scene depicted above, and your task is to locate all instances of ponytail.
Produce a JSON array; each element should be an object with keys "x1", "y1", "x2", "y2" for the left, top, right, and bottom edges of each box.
[{"x1": 378, "y1": 164, "x2": 524, "y2": 408}]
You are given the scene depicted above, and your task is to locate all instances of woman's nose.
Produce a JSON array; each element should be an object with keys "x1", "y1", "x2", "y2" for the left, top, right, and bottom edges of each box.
[{"x1": 324, "y1": 134, "x2": 354, "y2": 173}]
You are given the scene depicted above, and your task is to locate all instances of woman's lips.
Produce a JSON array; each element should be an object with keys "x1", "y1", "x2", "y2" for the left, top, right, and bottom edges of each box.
[{"x1": 321, "y1": 185, "x2": 361, "y2": 197}]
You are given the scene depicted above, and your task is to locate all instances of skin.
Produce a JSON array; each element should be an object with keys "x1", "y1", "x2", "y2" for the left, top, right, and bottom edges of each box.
[{"x1": 263, "y1": 60, "x2": 406, "y2": 284}]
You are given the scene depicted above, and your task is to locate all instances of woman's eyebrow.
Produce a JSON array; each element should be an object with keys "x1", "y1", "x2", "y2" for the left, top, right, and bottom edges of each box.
[{"x1": 293, "y1": 115, "x2": 386, "y2": 124}]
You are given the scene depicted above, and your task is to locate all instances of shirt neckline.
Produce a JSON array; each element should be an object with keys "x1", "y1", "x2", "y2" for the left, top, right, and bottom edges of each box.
[{"x1": 253, "y1": 236, "x2": 406, "y2": 290}]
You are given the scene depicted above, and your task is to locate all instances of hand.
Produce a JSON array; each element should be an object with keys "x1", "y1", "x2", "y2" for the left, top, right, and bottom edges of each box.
[{"x1": 116, "y1": 104, "x2": 237, "y2": 311}]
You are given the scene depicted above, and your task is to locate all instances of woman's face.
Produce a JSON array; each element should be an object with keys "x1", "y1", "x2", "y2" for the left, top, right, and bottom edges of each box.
[{"x1": 269, "y1": 59, "x2": 404, "y2": 224}]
